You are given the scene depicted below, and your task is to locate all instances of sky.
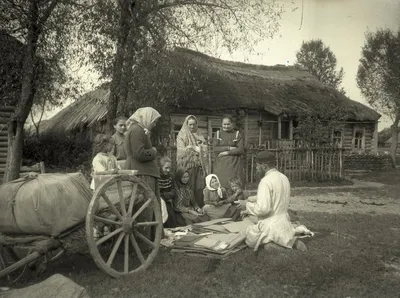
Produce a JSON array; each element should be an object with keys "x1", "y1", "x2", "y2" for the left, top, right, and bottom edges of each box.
[
  {"x1": 216, "y1": 0, "x2": 400, "y2": 130},
  {"x1": 42, "y1": 0, "x2": 400, "y2": 131}
]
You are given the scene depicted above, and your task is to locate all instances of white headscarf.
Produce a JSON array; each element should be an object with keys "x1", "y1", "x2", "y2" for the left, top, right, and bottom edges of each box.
[
  {"x1": 205, "y1": 174, "x2": 223, "y2": 198},
  {"x1": 127, "y1": 107, "x2": 161, "y2": 131}
]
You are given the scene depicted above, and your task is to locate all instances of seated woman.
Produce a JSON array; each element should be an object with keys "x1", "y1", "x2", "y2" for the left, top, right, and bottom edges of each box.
[
  {"x1": 174, "y1": 168, "x2": 209, "y2": 225},
  {"x1": 158, "y1": 156, "x2": 186, "y2": 228},
  {"x1": 90, "y1": 134, "x2": 120, "y2": 190},
  {"x1": 202, "y1": 174, "x2": 231, "y2": 220}
]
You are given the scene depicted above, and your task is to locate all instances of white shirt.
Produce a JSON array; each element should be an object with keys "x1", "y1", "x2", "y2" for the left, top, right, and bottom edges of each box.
[{"x1": 246, "y1": 168, "x2": 291, "y2": 220}]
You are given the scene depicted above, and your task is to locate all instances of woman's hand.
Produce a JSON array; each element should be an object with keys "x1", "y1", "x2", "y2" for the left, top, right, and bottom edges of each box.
[
  {"x1": 196, "y1": 207, "x2": 204, "y2": 215},
  {"x1": 218, "y1": 151, "x2": 229, "y2": 157}
]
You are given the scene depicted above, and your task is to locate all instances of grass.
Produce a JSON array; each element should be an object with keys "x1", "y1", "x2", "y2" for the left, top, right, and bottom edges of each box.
[
  {"x1": 3, "y1": 168, "x2": 400, "y2": 297},
  {"x1": 6, "y1": 212, "x2": 400, "y2": 298}
]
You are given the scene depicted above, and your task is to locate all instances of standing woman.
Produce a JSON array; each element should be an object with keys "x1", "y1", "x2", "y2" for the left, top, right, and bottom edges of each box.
[
  {"x1": 176, "y1": 115, "x2": 210, "y2": 207},
  {"x1": 124, "y1": 107, "x2": 161, "y2": 236},
  {"x1": 111, "y1": 116, "x2": 127, "y2": 169},
  {"x1": 213, "y1": 115, "x2": 245, "y2": 189}
]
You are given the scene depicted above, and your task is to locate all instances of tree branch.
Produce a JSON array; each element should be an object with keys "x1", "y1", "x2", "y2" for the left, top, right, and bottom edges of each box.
[
  {"x1": 143, "y1": 1, "x2": 229, "y2": 18},
  {"x1": 38, "y1": 0, "x2": 58, "y2": 27}
]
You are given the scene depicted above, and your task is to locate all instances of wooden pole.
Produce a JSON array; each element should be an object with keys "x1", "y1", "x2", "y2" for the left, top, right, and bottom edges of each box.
[
  {"x1": 278, "y1": 116, "x2": 282, "y2": 140},
  {"x1": 289, "y1": 118, "x2": 293, "y2": 140}
]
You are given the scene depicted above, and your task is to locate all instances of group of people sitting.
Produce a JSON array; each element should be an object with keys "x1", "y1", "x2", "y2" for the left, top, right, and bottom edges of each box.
[{"x1": 90, "y1": 107, "x2": 308, "y2": 252}]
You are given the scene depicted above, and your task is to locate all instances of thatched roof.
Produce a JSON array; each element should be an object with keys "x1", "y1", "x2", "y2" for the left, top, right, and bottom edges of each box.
[
  {"x1": 43, "y1": 48, "x2": 380, "y2": 135},
  {"x1": 174, "y1": 48, "x2": 380, "y2": 120}
]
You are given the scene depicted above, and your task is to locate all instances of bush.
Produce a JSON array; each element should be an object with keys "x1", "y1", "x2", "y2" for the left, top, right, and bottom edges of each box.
[{"x1": 23, "y1": 132, "x2": 92, "y2": 181}]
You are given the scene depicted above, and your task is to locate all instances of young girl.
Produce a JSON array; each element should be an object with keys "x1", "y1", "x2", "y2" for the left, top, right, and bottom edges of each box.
[
  {"x1": 90, "y1": 134, "x2": 120, "y2": 190},
  {"x1": 174, "y1": 168, "x2": 209, "y2": 225},
  {"x1": 158, "y1": 156, "x2": 185, "y2": 227},
  {"x1": 110, "y1": 116, "x2": 127, "y2": 169},
  {"x1": 222, "y1": 177, "x2": 247, "y2": 221},
  {"x1": 202, "y1": 174, "x2": 231, "y2": 220}
]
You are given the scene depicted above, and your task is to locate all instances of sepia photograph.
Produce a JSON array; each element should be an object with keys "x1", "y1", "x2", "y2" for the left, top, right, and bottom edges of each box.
[{"x1": 0, "y1": 0, "x2": 399, "y2": 297}]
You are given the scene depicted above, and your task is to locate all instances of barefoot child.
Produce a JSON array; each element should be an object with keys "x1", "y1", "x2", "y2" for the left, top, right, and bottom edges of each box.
[
  {"x1": 222, "y1": 177, "x2": 247, "y2": 221},
  {"x1": 158, "y1": 156, "x2": 185, "y2": 227},
  {"x1": 90, "y1": 134, "x2": 120, "y2": 190}
]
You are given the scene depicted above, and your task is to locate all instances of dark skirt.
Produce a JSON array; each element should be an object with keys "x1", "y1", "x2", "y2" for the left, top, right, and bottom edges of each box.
[
  {"x1": 213, "y1": 155, "x2": 245, "y2": 189},
  {"x1": 164, "y1": 201, "x2": 186, "y2": 228},
  {"x1": 136, "y1": 175, "x2": 160, "y2": 239},
  {"x1": 188, "y1": 166, "x2": 206, "y2": 208}
]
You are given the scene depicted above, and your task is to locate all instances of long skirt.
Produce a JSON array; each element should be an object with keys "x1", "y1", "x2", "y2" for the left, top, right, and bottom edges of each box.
[
  {"x1": 213, "y1": 155, "x2": 245, "y2": 189},
  {"x1": 188, "y1": 166, "x2": 206, "y2": 207},
  {"x1": 180, "y1": 208, "x2": 210, "y2": 225},
  {"x1": 163, "y1": 200, "x2": 186, "y2": 228},
  {"x1": 203, "y1": 204, "x2": 230, "y2": 220},
  {"x1": 136, "y1": 175, "x2": 160, "y2": 240}
]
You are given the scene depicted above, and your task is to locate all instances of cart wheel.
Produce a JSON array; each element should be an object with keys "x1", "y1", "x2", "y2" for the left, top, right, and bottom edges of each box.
[{"x1": 86, "y1": 175, "x2": 163, "y2": 278}]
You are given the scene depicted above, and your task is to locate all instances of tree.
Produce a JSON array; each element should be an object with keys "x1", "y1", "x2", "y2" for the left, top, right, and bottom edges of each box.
[
  {"x1": 296, "y1": 39, "x2": 345, "y2": 93},
  {"x1": 0, "y1": 0, "x2": 82, "y2": 182},
  {"x1": 357, "y1": 28, "x2": 400, "y2": 165},
  {"x1": 294, "y1": 104, "x2": 348, "y2": 146},
  {"x1": 76, "y1": 0, "x2": 285, "y2": 131}
]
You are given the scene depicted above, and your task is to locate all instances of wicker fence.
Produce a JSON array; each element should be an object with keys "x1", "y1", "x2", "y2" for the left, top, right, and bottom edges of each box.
[
  {"x1": 245, "y1": 148, "x2": 344, "y2": 184},
  {"x1": 165, "y1": 146, "x2": 344, "y2": 183}
]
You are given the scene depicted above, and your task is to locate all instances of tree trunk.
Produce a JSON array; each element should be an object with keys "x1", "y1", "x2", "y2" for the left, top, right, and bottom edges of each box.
[
  {"x1": 107, "y1": 0, "x2": 131, "y2": 133},
  {"x1": 3, "y1": 121, "x2": 24, "y2": 183},
  {"x1": 390, "y1": 119, "x2": 399, "y2": 166},
  {"x1": 118, "y1": 27, "x2": 137, "y2": 115},
  {"x1": 3, "y1": 0, "x2": 39, "y2": 183}
]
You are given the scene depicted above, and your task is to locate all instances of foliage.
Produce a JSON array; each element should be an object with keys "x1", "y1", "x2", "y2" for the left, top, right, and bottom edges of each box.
[
  {"x1": 294, "y1": 104, "x2": 348, "y2": 145},
  {"x1": 74, "y1": 0, "x2": 285, "y2": 129},
  {"x1": 357, "y1": 28, "x2": 400, "y2": 164},
  {"x1": 23, "y1": 132, "x2": 92, "y2": 181},
  {"x1": 296, "y1": 39, "x2": 345, "y2": 94},
  {"x1": 0, "y1": 0, "x2": 87, "y2": 182},
  {"x1": 357, "y1": 29, "x2": 400, "y2": 122},
  {"x1": 378, "y1": 127, "x2": 392, "y2": 144}
]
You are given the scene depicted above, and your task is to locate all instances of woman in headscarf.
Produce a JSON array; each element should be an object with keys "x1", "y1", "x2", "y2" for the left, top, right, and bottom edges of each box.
[
  {"x1": 174, "y1": 167, "x2": 209, "y2": 225},
  {"x1": 202, "y1": 174, "x2": 231, "y2": 220},
  {"x1": 213, "y1": 114, "x2": 245, "y2": 189},
  {"x1": 176, "y1": 115, "x2": 209, "y2": 207},
  {"x1": 124, "y1": 107, "x2": 162, "y2": 236}
]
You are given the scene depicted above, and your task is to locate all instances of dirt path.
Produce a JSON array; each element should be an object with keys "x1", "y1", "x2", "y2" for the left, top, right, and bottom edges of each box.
[
  {"x1": 290, "y1": 192, "x2": 400, "y2": 215},
  {"x1": 290, "y1": 178, "x2": 399, "y2": 215}
]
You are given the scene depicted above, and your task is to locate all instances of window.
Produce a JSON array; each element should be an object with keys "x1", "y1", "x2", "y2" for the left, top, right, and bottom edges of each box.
[
  {"x1": 354, "y1": 130, "x2": 364, "y2": 149},
  {"x1": 333, "y1": 130, "x2": 343, "y2": 148}
]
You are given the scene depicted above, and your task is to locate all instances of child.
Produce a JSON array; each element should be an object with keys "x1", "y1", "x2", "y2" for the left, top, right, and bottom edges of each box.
[
  {"x1": 158, "y1": 156, "x2": 185, "y2": 228},
  {"x1": 110, "y1": 116, "x2": 127, "y2": 169},
  {"x1": 202, "y1": 174, "x2": 231, "y2": 220},
  {"x1": 174, "y1": 168, "x2": 209, "y2": 225},
  {"x1": 90, "y1": 134, "x2": 120, "y2": 190},
  {"x1": 223, "y1": 177, "x2": 247, "y2": 221}
]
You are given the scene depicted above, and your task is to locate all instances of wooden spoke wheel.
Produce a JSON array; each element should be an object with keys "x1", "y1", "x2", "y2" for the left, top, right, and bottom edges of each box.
[{"x1": 86, "y1": 175, "x2": 163, "y2": 278}]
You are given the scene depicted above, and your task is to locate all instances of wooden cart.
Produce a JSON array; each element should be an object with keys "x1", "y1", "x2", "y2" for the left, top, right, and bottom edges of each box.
[{"x1": 0, "y1": 170, "x2": 163, "y2": 279}]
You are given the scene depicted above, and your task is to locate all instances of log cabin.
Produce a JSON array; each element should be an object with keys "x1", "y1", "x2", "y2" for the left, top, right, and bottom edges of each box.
[{"x1": 42, "y1": 48, "x2": 380, "y2": 154}]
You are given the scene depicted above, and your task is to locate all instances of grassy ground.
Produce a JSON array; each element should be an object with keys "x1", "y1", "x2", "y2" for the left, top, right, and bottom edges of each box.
[
  {"x1": 2, "y1": 169, "x2": 400, "y2": 297},
  {"x1": 5, "y1": 212, "x2": 400, "y2": 298}
]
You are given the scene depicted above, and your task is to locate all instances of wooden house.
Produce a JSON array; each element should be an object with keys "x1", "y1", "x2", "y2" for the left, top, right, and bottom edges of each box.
[{"x1": 43, "y1": 48, "x2": 380, "y2": 154}]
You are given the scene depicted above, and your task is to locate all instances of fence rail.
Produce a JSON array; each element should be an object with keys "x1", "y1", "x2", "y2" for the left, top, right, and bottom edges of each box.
[
  {"x1": 165, "y1": 145, "x2": 344, "y2": 184},
  {"x1": 245, "y1": 148, "x2": 344, "y2": 184}
]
